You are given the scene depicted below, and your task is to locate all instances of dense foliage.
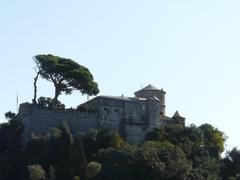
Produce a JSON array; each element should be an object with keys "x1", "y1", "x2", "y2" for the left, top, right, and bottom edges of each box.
[
  {"x1": 37, "y1": 97, "x2": 65, "y2": 109},
  {"x1": 0, "y1": 113, "x2": 239, "y2": 180},
  {"x1": 33, "y1": 54, "x2": 99, "y2": 105}
]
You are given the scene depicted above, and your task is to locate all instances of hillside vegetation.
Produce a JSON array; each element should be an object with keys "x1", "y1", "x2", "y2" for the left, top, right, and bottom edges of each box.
[{"x1": 0, "y1": 112, "x2": 240, "y2": 180}]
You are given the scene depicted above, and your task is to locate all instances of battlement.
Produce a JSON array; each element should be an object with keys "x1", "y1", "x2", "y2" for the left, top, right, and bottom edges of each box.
[
  {"x1": 19, "y1": 103, "x2": 99, "y2": 142},
  {"x1": 19, "y1": 103, "x2": 97, "y2": 116}
]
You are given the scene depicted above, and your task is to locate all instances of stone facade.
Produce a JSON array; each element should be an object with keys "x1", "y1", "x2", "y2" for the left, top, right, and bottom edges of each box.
[{"x1": 19, "y1": 84, "x2": 185, "y2": 143}]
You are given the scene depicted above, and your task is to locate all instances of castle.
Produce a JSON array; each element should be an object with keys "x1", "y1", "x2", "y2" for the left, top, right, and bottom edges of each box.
[{"x1": 19, "y1": 84, "x2": 185, "y2": 143}]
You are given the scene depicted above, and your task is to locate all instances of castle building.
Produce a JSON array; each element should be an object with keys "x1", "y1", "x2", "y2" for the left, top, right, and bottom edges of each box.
[{"x1": 19, "y1": 84, "x2": 185, "y2": 143}]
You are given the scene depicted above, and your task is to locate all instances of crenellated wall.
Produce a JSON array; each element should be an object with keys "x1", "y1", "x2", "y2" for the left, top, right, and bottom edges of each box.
[
  {"x1": 18, "y1": 102, "x2": 150, "y2": 143},
  {"x1": 19, "y1": 103, "x2": 99, "y2": 140}
]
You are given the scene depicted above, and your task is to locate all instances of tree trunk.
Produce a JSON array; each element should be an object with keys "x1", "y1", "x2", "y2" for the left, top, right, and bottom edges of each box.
[
  {"x1": 32, "y1": 71, "x2": 40, "y2": 104},
  {"x1": 53, "y1": 86, "x2": 60, "y2": 107}
]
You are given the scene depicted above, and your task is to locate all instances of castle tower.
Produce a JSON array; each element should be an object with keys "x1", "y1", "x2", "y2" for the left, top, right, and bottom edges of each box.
[
  {"x1": 172, "y1": 111, "x2": 185, "y2": 126},
  {"x1": 134, "y1": 84, "x2": 166, "y2": 115},
  {"x1": 146, "y1": 97, "x2": 161, "y2": 129}
]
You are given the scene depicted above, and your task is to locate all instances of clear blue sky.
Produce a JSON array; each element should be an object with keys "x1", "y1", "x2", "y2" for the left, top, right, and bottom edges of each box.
[{"x1": 1, "y1": 0, "x2": 240, "y2": 151}]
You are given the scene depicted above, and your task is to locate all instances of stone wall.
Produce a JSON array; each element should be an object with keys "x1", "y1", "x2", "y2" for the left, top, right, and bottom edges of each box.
[
  {"x1": 18, "y1": 102, "x2": 149, "y2": 143},
  {"x1": 19, "y1": 103, "x2": 99, "y2": 140},
  {"x1": 80, "y1": 97, "x2": 148, "y2": 131},
  {"x1": 124, "y1": 124, "x2": 147, "y2": 144}
]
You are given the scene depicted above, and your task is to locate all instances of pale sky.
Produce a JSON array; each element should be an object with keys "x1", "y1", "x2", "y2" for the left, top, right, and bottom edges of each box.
[{"x1": 1, "y1": 0, "x2": 240, "y2": 151}]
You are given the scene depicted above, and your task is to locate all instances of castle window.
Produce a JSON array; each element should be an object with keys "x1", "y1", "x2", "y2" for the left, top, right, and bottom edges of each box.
[
  {"x1": 127, "y1": 103, "x2": 133, "y2": 108},
  {"x1": 100, "y1": 120, "x2": 105, "y2": 127},
  {"x1": 104, "y1": 108, "x2": 109, "y2": 115}
]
